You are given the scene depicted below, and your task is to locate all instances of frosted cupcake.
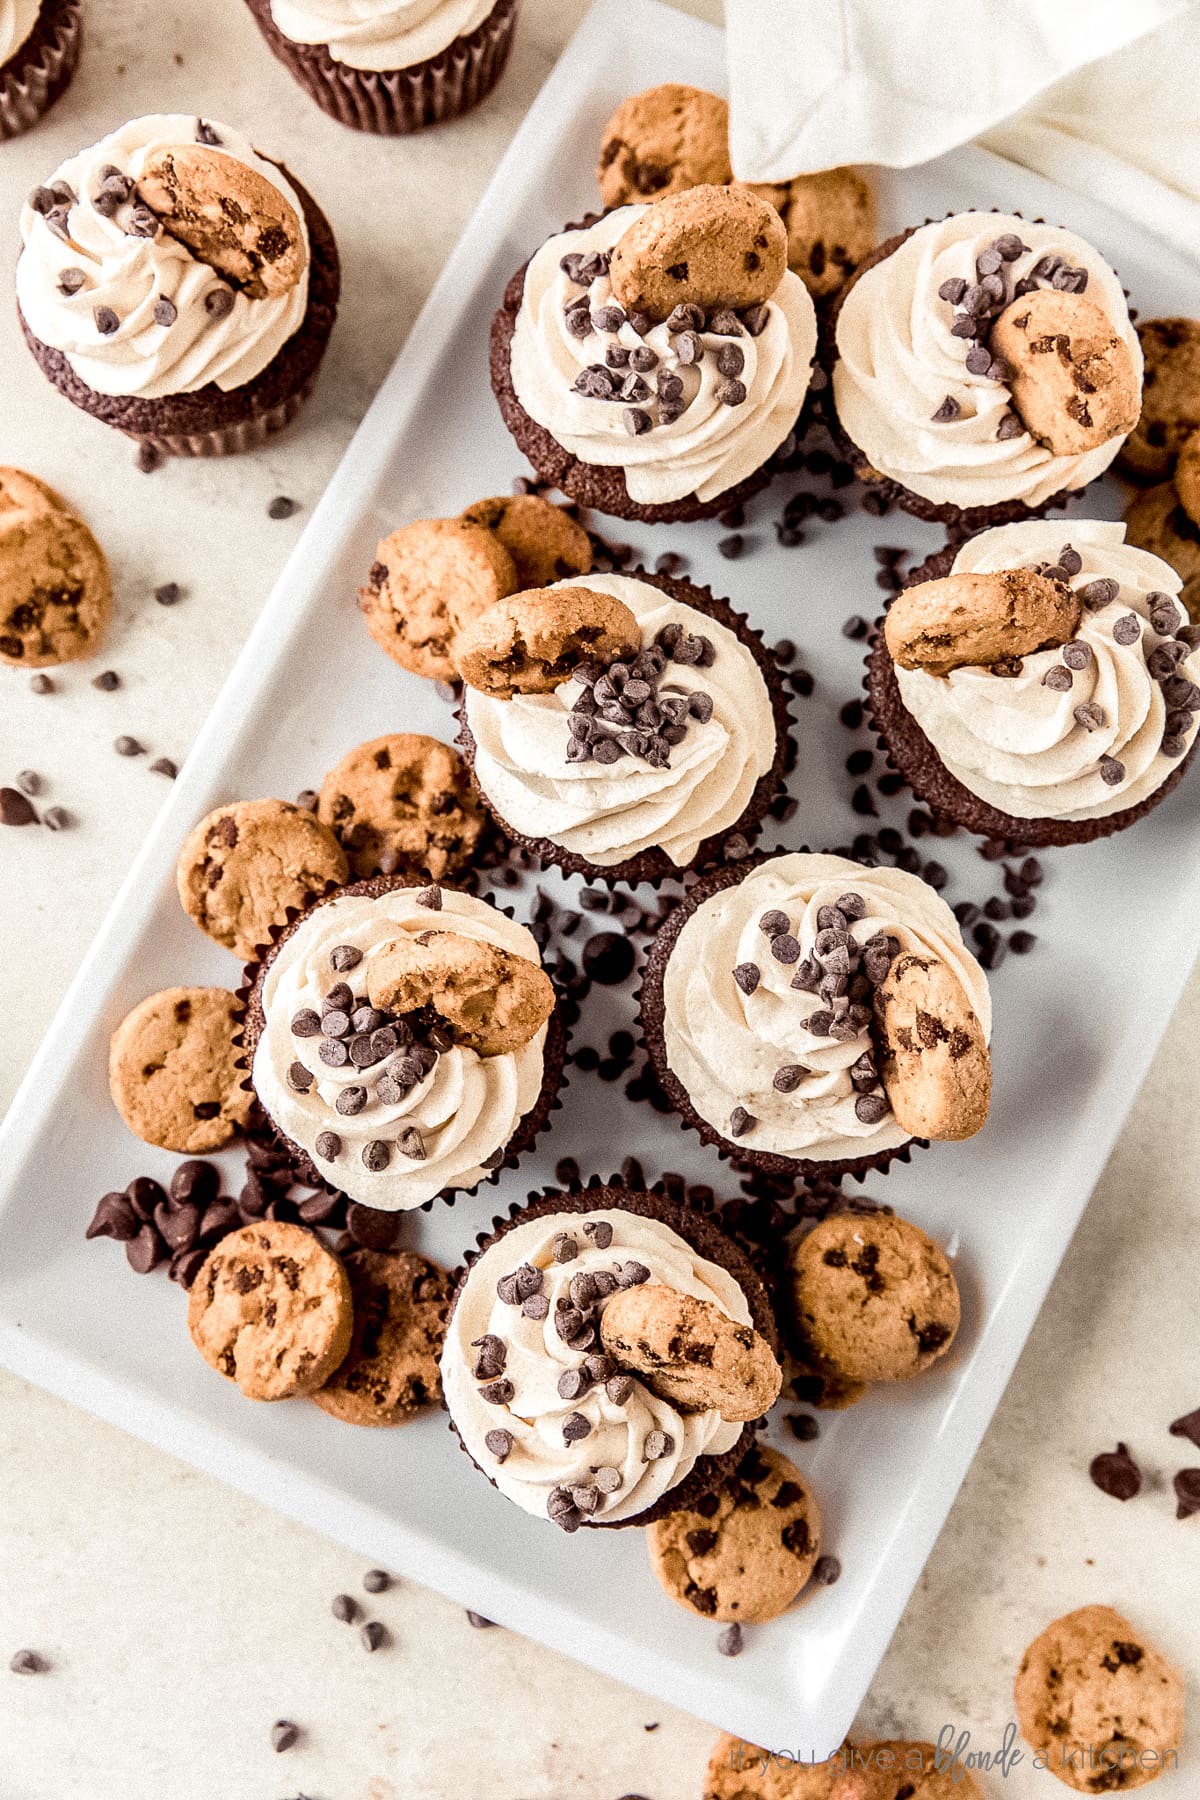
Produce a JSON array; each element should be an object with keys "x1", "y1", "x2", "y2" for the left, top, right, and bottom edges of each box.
[
  {"x1": 242, "y1": 0, "x2": 518, "y2": 134},
  {"x1": 454, "y1": 571, "x2": 789, "y2": 884},
  {"x1": 18, "y1": 114, "x2": 339, "y2": 457},
  {"x1": 0, "y1": 0, "x2": 80, "y2": 139},
  {"x1": 242, "y1": 878, "x2": 566, "y2": 1211},
  {"x1": 640, "y1": 852, "x2": 992, "y2": 1181},
  {"x1": 828, "y1": 212, "x2": 1142, "y2": 535},
  {"x1": 867, "y1": 519, "x2": 1200, "y2": 847},
  {"x1": 491, "y1": 184, "x2": 818, "y2": 522},
  {"x1": 441, "y1": 1182, "x2": 781, "y2": 1531}
]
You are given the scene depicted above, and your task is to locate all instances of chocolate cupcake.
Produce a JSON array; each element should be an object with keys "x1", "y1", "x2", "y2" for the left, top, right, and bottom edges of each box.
[
  {"x1": 826, "y1": 212, "x2": 1142, "y2": 536},
  {"x1": 440, "y1": 1181, "x2": 779, "y2": 1530},
  {"x1": 242, "y1": 0, "x2": 518, "y2": 134},
  {"x1": 455, "y1": 568, "x2": 791, "y2": 886},
  {"x1": 491, "y1": 184, "x2": 819, "y2": 523},
  {"x1": 640, "y1": 851, "x2": 992, "y2": 1182},
  {"x1": 866, "y1": 519, "x2": 1200, "y2": 847},
  {"x1": 17, "y1": 114, "x2": 339, "y2": 458},
  {"x1": 240, "y1": 877, "x2": 567, "y2": 1212},
  {"x1": 0, "y1": 0, "x2": 80, "y2": 140}
]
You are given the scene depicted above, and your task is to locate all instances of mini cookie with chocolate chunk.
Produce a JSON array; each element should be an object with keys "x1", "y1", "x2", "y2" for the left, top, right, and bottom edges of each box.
[
  {"x1": 366, "y1": 929, "x2": 555, "y2": 1056},
  {"x1": 188, "y1": 1220, "x2": 353, "y2": 1400},
  {"x1": 647, "y1": 1442, "x2": 821, "y2": 1623},
  {"x1": 990, "y1": 289, "x2": 1141, "y2": 458},
  {"x1": 313, "y1": 1248, "x2": 450, "y2": 1427},
  {"x1": 789, "y1": 1212, "x2": 960, "y2": 1385},
  {"x1": 744, "y1": 167, "x2": 876, "y2": 302},
  {"x1": 884, "y1": 567, "x2": 1081, "y2": 676},
  {"x1": 176, "y1": 797, "x2": 348, "y2": 962},
  {"x1": 317, "y1": 733, "x2": 485, "y2": 881},
  {"x1": 597, "y1": 84, "x2": 732, "y2": 209},
  {"x1": 1120, "y1": 316, "x2": 1200, "y2": 482},
  {"x1": 137, "y1": 143, "x2": 305, "y2": 298},
  {"x1": 0, "y1": 467, "x2": 110, "y2": 667},
  {"x1": 599, "y1": 1282, "x2": 781, "y2": 1421},
  {"x1": 459, "y1": 494, "x2": 594, "y2": 589},
  {"x1": 108, "y1": 984, "x2": 255, "y2": 1152},
  {"x1": 454, "y1": 584, "x2": 641, "y2": 698},
  {"x1": 704, "y1": 1732, "x2": 849, "y2": 1800},
  {"x1": 873, "y1": 950, "x2": 991, "y2": 1142},
  {"x1": 609, "y1": 183, "x2": 787, "y2": 324},
  {"x1": 359, "y1": 517, "x2": 517, "y2": 683}
]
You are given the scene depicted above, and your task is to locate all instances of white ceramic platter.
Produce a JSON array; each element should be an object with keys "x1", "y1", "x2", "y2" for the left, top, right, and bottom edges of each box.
[{"x1": 2, "y1": 0, "x2": 1198, "y2": 1758}]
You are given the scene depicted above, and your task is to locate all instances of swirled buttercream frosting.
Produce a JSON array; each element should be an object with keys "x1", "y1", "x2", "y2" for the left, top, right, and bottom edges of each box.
[{"x1": 268, "y1": 0, "x2": 495, "y2": 69}]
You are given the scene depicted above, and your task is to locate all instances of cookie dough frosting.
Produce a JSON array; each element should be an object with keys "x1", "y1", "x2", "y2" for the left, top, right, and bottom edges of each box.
[
  {"x1": 897, "y1": 522, "x2": 1200, "y2": 821},
  {"x1": 441, "y1": 1207, "x2": 750, "y2": 1525},
  {"x1": 833, "y1": 213, "x2": 1141, "y2": 509},
  {"x1": 463, "y1": 573, "x2": 776, "y2": 867},
  {"x1": 510, "y1": 206, "x2": 817, "y2": 506},
  {"x1": 0, "y1": 0, "x2": 39, "y2": 62},
  {"x1": 16, "y1": 115, "x2": 311, "y2": 399},
  {"x1": 662, "y1": 854, "x2": 990, "y2": 1161},
  {"x1": 253, "y1": 887, "x2": 548, "y2": 1210},
  {"x1": 268, "y1": 0, "x2": 495, "y2": 68}
]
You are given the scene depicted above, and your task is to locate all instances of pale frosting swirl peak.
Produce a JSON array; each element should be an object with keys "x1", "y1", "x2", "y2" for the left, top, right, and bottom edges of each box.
[{"x1": 268, "y1": 0, "x2": 495, "y2": 69}]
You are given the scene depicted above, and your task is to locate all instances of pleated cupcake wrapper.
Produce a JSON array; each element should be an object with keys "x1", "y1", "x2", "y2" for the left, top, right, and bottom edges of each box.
[
  {"x1": 250, "y1": 0, "x2": 518, "y2": 136},
  {"x1": 125, "y1": 375, "x2": 316, "y2": 461},
  {"x1": 0, "y1": 0, "x2": 80, "y2": 140},
  {"x1": 454, "y1": 565, "x2": 797, "y2": 890},
  {"x1": 633, "y1": 848, "x2": 928, "y2": 1189},
  {"x1": 232, "y1": 874, "x2": 572, "y2": 1220}
]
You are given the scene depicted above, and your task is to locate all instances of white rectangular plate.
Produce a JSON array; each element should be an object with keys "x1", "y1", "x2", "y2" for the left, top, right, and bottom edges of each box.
[{"x1": 2, "y1": 0, "x2": 1199, "y2": 1757}]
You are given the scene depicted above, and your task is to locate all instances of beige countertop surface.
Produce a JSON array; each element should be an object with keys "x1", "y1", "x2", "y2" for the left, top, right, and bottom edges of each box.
[{"x1": 0, "y1": 2, "x2": 1197, "y2": 1795}]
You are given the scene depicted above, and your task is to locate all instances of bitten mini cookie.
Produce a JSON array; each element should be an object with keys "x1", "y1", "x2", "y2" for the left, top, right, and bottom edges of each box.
[
  {"x1": 1015, "y1": 1606, "x2": 1185, "y2": 1793},
  {"x1": 1121, "y1": 317, "x2": 1200, "y2": 482},
  {"x1": 597, "y1": 84, "x2": 732, "y2": 208},
  {"x1": 317, "y1": 734, "x2": 485, "y2": 882},
  {"x1": 366, "y1": 929, "x2": 554, "y2": 1057},
  {"x1": 313, "y1": 1248, "x2": 449, "y2": 1427},
  {"x1": 789, "y1": 1213, "x2": 960, "y2": 1385},
  {"x1": 137, "y1": 143, "x2": 304, "y2": 298},
  {"x1": 647, "y1": 1443, "x2": 821, "y2": 1624},
  {"x1": 990, "y1": 289, "x2": 1141, "y2": 457},
  {"x1": 459, "y1": 494, "x2": 594, "y2": 589},
  {"x1": 704, "y1": 1731, "x2": 846, "y2": 1799},
  {"x1": 745, "y1": 167, "x2": 876, "y2": 301},
  {"x1": 609, "y1": 184, "x2": 788, "y2": 323},
  {"x1": 108, "y1": 985, "x2": 255, "y2": 1153},
  {"x1": 0, "y1": 467, "x2": 111, "y2": 668},
  {"x1": 176, "y1": 798, "x2": 348, "y2": 962},
  {"x1": 884, "y1": 568, "x2": 1081, "y2": 675},
  {"x1": 359, "y1": 518, "x2": 518, "y2": 683},
  {"x1": 873, "y1": 950, "x2": 991, "y2": 1141},
  {"x1": 599, "y1": 1282, "x2": 781, "y2": 1421},
  {"x1": 1124, "y1": 481, "x2": 1200, "y2": 622},
  {"x1": 453, "y1": 585, "x2": 641, "y2": 698},
  {"x1": 188, "y1": 1221, "x2": 353, "y2": 1400}
]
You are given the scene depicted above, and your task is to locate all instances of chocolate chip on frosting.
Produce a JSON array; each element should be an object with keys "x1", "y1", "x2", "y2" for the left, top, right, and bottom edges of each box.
[
  {"x1": 733, "y1": 962, "x2": 760, "y2": 995},
  {"x1": 204, "y1": 286, "x2": 234, "y2": 319},
  {"x1": 1074, "y1": 702, "x2": 1106, "y2": 732},
  {"x1": 728, "y1": 1105, "x2": 755, "y2": 1138},
  {"x1": 1042, "y1": 665, "x2": 1074, "y2": 691},
  {"x1": 485, "y1": 1428, "x2": 513, "y2": 1462},
  {"x1": 1099, "y1": 755, "x2": 1126, "y2": 786}
]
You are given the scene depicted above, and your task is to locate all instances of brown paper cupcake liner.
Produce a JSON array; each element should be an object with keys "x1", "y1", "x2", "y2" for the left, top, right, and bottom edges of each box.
[
  {"x1": 442, "y1": 1178, "x2": 776, "y2": 1529},
  {"x1": 455, "y1": 567, "x2": 796, "y2": 888},
  {"x1": 0, "y1": 0, "x2": 80, "y2": 140},
  {"x1": 243, "y1": 0, "x2": 518, "y2": 135}
]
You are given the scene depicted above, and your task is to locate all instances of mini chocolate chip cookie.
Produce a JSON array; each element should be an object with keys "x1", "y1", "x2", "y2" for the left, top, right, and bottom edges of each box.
[
  {"x1": 459, "y1": 494, "x2": 594, "y2": 589},
  {"x1": 647, "y1": 1443, "x2": 821, "y2": 1624},
  {"x1": 873, "y1": 950, "x2": 991, "y2": 1142},
  {"x1": 1015, "y1": 1606, "x2": 1185, "y2": 1794},
  {"x1": 313, "y1": 1248, "x2": 449, "y2": 1426},
  {"x1": 704, "y1": 1731, "x2": 848, "y2": 1799},
  {"x1": 1123, "y1": 482, "x2": 1200, "y2": 621},
  {"x1": 884, "y1": 568, "x2": 1080, "y2": 675},
  {"x1": 990, "y1": 290, "x2": 1141, "y2": 457},
  {"x1": 453, "y1": 584, "x2": 641, "y2": 698},
  {"x1": 317, "y1": 733, "x2": 485, "y2": 882},
  {"x1": 108, "y1": 985, "x2": 255, "y2": 1153},
  {"x1": 844, "y1": 1743, "x2": 986, "y2": 1799},
  {"x1": 0, "y1": 467, "x2": 111, "y2": 667},
  {"x1": 600, "y1": 1283, "x2": 781, "y2": 1421},
  {"x1": 1120, "y1": 316, "x2": 1200, "y2": 482},
  {"x1": 609, "y1": 184, "x2": 787, "y2": 323},
  {"x1": 188, "y1": 1221, "x2": 353, "y2": 1400},
  {"x1": 789, "y1": 1213, "x2": 960, "y2": 1385},
  {"x1": 1175, "y1": 428, "x2": 1200, "y2": 526},
  {"x1": 744, "y1": 167, "x2": 876, "y2": 301},
  {"x1": 366, "y1": 929, "x2": 555, "y2": 1057},
  {"x1": 597, "y1": 84, "x2": 732, "y2": 209},
  {"x1": 359, "y1": 518, "x2": 518, "y2": 683},
  {"x1": 137, "y1": 144, "x2": 304, "y2": 298},
  {"x1": 176, "y1": 798, "x2": 348, "y2": 962}
]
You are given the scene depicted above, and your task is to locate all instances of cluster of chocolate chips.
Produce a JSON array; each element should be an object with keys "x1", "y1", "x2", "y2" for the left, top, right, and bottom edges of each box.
[
  {"x1": 931, "y1": 234, "x2": 1088, "y2": 437},
  {"x1": 560, "y1": 252, "x2": 763, "y2": 436},
  {"x1": 1145, "y1": 590, "x2": 1200, "y2": 760},
  {"x1": 567, "y1": 622, "x2": 715, "y2": 769},
  {"x1": 728, "y1": 892, "x2": 895, "y2": 1136},
  {"x1": 86, "y1": 1159, "x2": 241, "y2": 1288},
  {"x1": 89, "y1": 164, "x2": 157, "y2": 238}
]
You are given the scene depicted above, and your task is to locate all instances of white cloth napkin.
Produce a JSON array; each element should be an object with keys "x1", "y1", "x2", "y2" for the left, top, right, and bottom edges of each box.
[{"x1": 725, "y1": 0, "x2": 1200, "y2": 262}]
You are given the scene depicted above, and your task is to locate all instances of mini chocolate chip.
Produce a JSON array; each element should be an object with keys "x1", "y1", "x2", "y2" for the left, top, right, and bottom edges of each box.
[
  {"x1": 1042, "y1": 665, "x2": 1073, "y2": 691},
  {"x1": 717, "y1": 378, "x2": 747, "y2": 406},
  {"x1": 733, "y1": 962, "x2": 760, "y2": 995},
  {"x1": 154, "y1": 581, "x2": 182, "y2": 606},
  {"x1": 360, "y1": 1621, "x2": 388, "y2": 1653},
  {"x1": 485, "y1": 1429, "x2": 513, "y2": 1462},
  {"x1": 717, "y1": 1624, "x2": 744, "y2": 1657},
  {"x1": 562, "y1": 1412, "x2": 592, "y2": 1444},
  {"x1": 1062, "y1": 642, "x2": 1093, "y2": 671},
  {"x1": 606, "y1": 1374, "x2": 635, "y2": 1405},
  {"x1": 271, "y1": 1720, "x2": 300, "y2": 1753},
  {"x1": 94, "y1": 306, "x2": 120, "y2": 336},
  {"x1": 642, "y1": 1429, "x2": 673, "y2": 1462},
  {"x1": 728, "y1": 1105, "x2": 755, "y2": 1138},
  {"x1": 812, "y1": 1555, "x2": 841, "y2": 1586},
  {"x1": 1173, "y1": 1468, "x2": 1200, "y2": 1521},
  {"x1": 113, "y1": 735, "x2": 144, "y2": 757},
  {"x1": 9, "y1": 1650, "x2": 47, "y2": 1675},
  {"x1": 331, "y1": 1593, "x2": 359, "y2": 1623},
  {"x1": 315, "y1": 1130, "x2": 341, "y2": 1161},
  {"x1": 855, "y1": 1094, "x2": 889, "y2": 1123},
  {"x1": 204, "y1": 286, "x2": 234, "y2": 318},
  {"x1": 773, "y1": 1065, "x2": 803, "y2": 1093},
  {"x1": 361, "y1": 1140, "x2": 390, "y2": 1172},
  {"x1": 931, "y1": 395, "x2": 961, "y2": 422},
  {"x1": 1081, "y1": 577, "x2": 1119, "y2": 611},
  {"x1": 1089, "y1": 1443, "x2": 1141, "y2": 1501},
  {"x1": 478, "y1": 1378, "x2": 515, "y2": 1406},
  {"x1": 1074, "y1": 702, "x2": 1106, "y2": 732},
  {"x1": 91, "y1": 669, "x2": 120, "y2": 691},
  {"x1": 1099, "y1": 755, "x2": 1125, "y2": 786},
  {"x1": 149, "y1": 758, "x2": 178, "y2": 779},
  {"x1": 29, "y1": 673, "x2": 55, "y2": 694},
  {"x1": 1112, "y1": 614, "x2": 1141, "y2": 646}
]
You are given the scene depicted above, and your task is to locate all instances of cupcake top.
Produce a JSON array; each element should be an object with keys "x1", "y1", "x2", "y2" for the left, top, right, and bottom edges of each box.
[
  {"x1": 0, "y1": 0, "x2": 39, "y2": 64},
  {"x1": 267, "y1": 0, "x2": 496, "y2": 69},
  {"x1": 890, "y1": 521, "x2": 1200, "y2": 822},
  {"x1": 660, "y1": 853, "x2": 991, "y2": 1163},
  {"x1": 833, "y1": 212, "x2": 1141, "y2": 510},
  {"x1": 440, "y1": 1204, "x2": 751, "y2": 1526},
  {"x1": 509, "y1": 191, "x2": 817, "y2": 507},
  {"x1": 17, "y1": 115, "x2": 311, "y2": 400},
  {"x1": 251, "y1": 884, "x2": 552, "y2": 1211},
  {"x1": 459, "y1": 573, "x2": 777, "y2": 868}
]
